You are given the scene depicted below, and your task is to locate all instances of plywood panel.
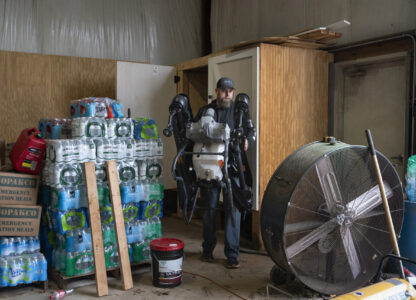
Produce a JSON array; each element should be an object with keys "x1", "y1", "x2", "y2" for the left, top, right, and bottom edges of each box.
[
  {"x1": 187, "y1": 68, "x2": 208, "y2": 118},
  {"x1": 0, "y1": 51, "x2": 116, "y2": 143},
  {"x1": 106, "y1": 160, "x2": 133, "y2": 290},
  {"x1": 84, "y1": 162, "x2": 108, "y2": 297},
  {"x1": 259, "y1": 44, "x2": 333, "y2": 205}
]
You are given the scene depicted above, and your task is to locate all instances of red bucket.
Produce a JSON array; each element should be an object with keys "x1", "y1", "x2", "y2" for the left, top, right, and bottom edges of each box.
[{"x1": 150, "y1": 238, "x2": 184, "y2": 288}]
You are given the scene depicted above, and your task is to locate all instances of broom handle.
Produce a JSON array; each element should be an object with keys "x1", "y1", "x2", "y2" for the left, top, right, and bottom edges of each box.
[{"x1": 365, "y1": 129, "x2": 405, "y2": 279}]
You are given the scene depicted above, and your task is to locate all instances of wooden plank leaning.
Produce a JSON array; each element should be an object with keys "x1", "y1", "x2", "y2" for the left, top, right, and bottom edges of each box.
[
  {"x1": 106, "y1": 160, "x2": 133, "y2": 290},
  {"x1": 84, "y1": 161, "x2": 109, "y2": 297}
]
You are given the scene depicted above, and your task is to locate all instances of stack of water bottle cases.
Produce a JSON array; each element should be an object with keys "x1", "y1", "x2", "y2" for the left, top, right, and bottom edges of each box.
[
  {"x1": 0, "y1": 237, "x2": 47, "y2": 286},
  {"x1": 38, "y1": 97, "x2": 163, "y2": 277}
]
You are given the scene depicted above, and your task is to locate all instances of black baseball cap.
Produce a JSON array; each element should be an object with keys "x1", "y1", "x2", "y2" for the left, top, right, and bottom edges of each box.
[{"x1": 216, "y1": 77, "x2": 234, "y2": 90}]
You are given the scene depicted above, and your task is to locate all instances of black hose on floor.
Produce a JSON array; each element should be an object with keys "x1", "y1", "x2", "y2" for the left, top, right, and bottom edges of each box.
[{"x1": 240, "y1": 248, "x2": 269, "y2": 256}]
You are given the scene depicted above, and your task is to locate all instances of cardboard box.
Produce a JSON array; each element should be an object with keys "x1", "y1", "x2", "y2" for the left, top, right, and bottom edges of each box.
[
  {"x1": 0, "y1": 172, "x2": 39, "y2": 205},
  {"x1": 0, "y1": 205, "x2": 42, "y2": 236}
]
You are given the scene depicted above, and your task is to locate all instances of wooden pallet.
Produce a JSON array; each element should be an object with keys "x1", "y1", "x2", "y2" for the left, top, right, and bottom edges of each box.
[
  {"x1": 49, "y1": 262, "x2": 151, "y2": 290},
  {"x1": 0, "y1": 280, "x2": 48, "y2": 294}
]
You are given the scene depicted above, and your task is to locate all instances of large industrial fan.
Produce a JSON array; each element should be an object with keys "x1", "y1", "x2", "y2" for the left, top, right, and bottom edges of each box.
[{"x1": 261, "y1": 141, "x2": 404, "y2": 295}]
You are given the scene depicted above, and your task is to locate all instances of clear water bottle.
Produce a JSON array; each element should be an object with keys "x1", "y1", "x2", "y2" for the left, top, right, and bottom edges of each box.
[
  {"x1": 0, "y1": 257, "x2": 8, "y2": 287},
  {"x1": 143, "y1": 140, "x2": 151, "y2": 158},
  {"x1": 108, "y1": 118, "x2": 133, "y2": 139},
  {"x1": 14, "y1": 237, "x2": 26, "y2": 255},
  {"x1": 120, "y1": 182, "x2": 144, "y2": 204},
  {"x1": 146, "y1": 158, "x2": 163, "y2": 181},
  {"x1": 123, "y1": 203, "x2": 139, "y2": 222},
  {"x1": 21, "y1": 237, "x2": 30, "y2": 254},
  {"x1": 9, "y1": 256, "x2": 23, "y2": 286},
  {"x1": 125, "y1": 220, "x2": 143, "y2": 244},
  {"x1": 102, "y1": 223, "x2": 116, "y2": 246},
  {"x1": 40, "y1": 253, "x2": 47, "y2": 281},
  {"x1": 40, "y1": 160, "x2": 51, "y2": 186},
  {"x1": 154, "y1": 217, "x2": 162, "y2": 239},
  {"x1": 113, "y1": 139, "x2": 126, "y2": 161},
  {"x1": 142, "y1": 242, "x2": 151, "y2": 261},
  {"x1": 148, "y1": 139, "x2": 156, "y2": 158},
  {"x1": 26, "y1": 237, "x2": 34, "y2": 254},
  {"x1": 65, "y1": 212, "x2": 83, "y2": 228},
  {"x1": 155, "y1": 138, "x2": 163, "y2": 158},
  {"x1": 135, "y1": 140, "x2": 145, "y2": 159},
  {"x1": 100, "y1": 206, "x2": 114, "y2": 225},
  {"x1": 406, "y1": 175, "x2": 416, "y2": 202},
  {"x1": 26, "y1": 254, "x2": 36, "y2": 283},
  {"x1": 139, "y1": 159, "x2": 147, "y2": 181},
  {"x1": 95, "y1": 162, "x2": 107, "y2": 182},
  {"x1": 64, "y1": 251, "x2": 73, "y2": 275},
  {"x1": 125, "y1": 138, "x2": 135, "y2": 160},
  {"x1": 51, "y1": 163, "x2": 83, "y2": 188},
  {"x1": 52, "y1": 187, "x2": 83, "y2": 210},
  {"x1": 83, "y1": 139, "x2": 97, "y2": 162},
  {"x1": 145, "y1": 200, "x2": 161, "y2": 218},
  {"x1": 0, "y1": 238, "x2": 12, "y2": 256},
  {"x1": 142, "y1": 179, "x2": 150, "y2": 202},
  {"x1": 56, "y1": 233, "x2": 65, "y2": 251},
  {"x1": 94, "y1": 139, "x2": 104, "y2": 160},
  {"x1": 104, "y1": 244, "x2": 119, "y2": 268},
  {"x1": 143, "y1": 219, "x2": 152, "y2": 241},
  {"x1": 33, "y1": 236, "x2": 40, "y2": 253},
  {"x1": 76, "y1": 252, "x2": 94, "y2": 272},
  {"x1": 72, "y1": 117, "x2": 107, "y2": 138},
  {"x1": 117, "y1": 160, "x2": 137, "y2": 183}
]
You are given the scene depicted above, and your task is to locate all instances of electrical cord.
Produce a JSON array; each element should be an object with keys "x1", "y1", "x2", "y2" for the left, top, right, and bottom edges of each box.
[
  {"x1": 182, "y1": 270, "x2": 248, "y2": 300},
  {"x1": 240, "y1": 248, "x2": 269, "y2": 256}
]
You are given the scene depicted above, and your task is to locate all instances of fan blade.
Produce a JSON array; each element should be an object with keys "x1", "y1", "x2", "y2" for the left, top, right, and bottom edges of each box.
[
  {"x1": 286, "y1": 218, "x2": 338, "y2": 259},
  {"x1": 347, "y1": 181, "x2": 392, "y2": 220},
  {"x1": 284, "y1": 220, "x2": 325, "y2": 234},
  {"x1": 340, "y1": 226, "x2": 361, "y2": 278},
  {"x1": 315, "y1": 157, "x2": 343, "y2": 215}
]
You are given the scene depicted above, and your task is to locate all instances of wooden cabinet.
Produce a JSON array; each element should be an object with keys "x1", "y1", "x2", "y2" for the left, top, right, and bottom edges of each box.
[{"x1": 176, "y1": 43, "x2": 333, "y2": 248}]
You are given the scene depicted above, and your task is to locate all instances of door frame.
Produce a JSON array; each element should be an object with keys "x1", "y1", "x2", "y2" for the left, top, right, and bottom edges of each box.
[
  {"x1": 207, "y1": 47, "x2": 261, "y2": 210},
  {"x1": 329, "y1": 51, "x2": 411, "y2": 174}
]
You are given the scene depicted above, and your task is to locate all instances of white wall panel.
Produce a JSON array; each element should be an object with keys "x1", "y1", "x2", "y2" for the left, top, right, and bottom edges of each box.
[{"x1": 117, "y1": 61, "x2": 176, "y2": 189}]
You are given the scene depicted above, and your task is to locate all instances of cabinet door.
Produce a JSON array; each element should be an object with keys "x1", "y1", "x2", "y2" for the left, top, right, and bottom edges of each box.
[
  {"x1": 208, "y1": 47, "x2": 260, "y2": 210},
  {"x1": 116, "y1": 61, "x2": 176, "y2": 189}
]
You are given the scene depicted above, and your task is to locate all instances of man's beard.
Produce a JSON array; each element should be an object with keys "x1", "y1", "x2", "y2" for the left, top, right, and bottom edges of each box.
[{"x1": 218, "y1": 98, "x2": 232, "y2": 108}]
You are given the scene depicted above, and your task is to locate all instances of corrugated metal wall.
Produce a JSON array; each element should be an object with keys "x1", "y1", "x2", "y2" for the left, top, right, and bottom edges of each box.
[
  {"x1": 211, "y1": 0, "x2": 416, "y2": 51},
  {"x1": 0, "y1": 0, "x2": 207, "y2": 65}
]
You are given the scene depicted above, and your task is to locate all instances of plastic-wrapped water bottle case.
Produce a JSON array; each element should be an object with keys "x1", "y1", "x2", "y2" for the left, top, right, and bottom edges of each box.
[{"x1": 37, "y1": 109, "x2": 164, "y2": 278}]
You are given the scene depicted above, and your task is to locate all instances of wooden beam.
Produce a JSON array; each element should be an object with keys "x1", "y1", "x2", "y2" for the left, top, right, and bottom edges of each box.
[
  {"x1": 176, "y1": 70, "x2": 185, "y2": 94},
  {"x1": 106, "y1": 160, "x2": 133, "y2": 290},
  {"x1": 251, "y1": 211, "x2": 263, "y2": 250},
  {"x1": 333, "y1": 38, "x2": 413, "y2": 63},
  {"x1": 175, "y1": 49, "x2": 231, "y2": 71},
  {"x1": 84, "y1": 161, "x2": 108, "y2": 297}
]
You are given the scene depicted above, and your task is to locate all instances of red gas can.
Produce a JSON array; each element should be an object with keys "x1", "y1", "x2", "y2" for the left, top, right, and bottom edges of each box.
[{"x1": 9, "y1": 128, "x2": 46, "y2": 175}]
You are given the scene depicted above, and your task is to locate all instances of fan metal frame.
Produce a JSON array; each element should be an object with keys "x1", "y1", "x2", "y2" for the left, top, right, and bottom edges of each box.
[{"x1": 260, "y1": 141, "x2": 404, "y2": 295}]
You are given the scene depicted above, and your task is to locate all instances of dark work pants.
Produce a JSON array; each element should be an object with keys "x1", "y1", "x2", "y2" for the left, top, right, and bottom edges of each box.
[{"x1": 200, "y1": 182, "x2": 241, "y2": 260}]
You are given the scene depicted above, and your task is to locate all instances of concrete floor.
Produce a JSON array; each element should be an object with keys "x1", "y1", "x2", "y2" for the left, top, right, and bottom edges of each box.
[{"x1": 0, "y1": 215, "x2": 301, "y2": 300}]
